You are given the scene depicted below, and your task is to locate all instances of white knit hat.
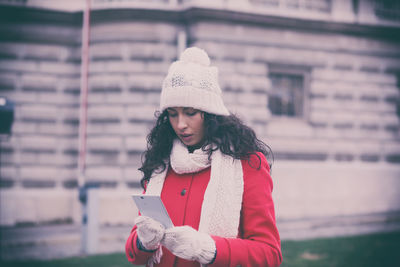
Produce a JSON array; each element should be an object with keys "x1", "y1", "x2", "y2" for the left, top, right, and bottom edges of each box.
[{"x1": 160, "y1": 47, "x2": 229, "y2": 116}]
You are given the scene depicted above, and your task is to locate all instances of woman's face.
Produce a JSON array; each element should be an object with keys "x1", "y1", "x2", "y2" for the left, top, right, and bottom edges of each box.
[{"x1": 167, "y1": 107, "x2": 205, "y2": 147}]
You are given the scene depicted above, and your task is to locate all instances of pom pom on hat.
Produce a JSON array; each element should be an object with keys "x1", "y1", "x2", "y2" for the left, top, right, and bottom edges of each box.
[
  {"x1": 179, "y1": 47, "x2": 210, "y2": 66},
  {"x1": 160, "y1": 47, "x2": 229, "y2": 116}
]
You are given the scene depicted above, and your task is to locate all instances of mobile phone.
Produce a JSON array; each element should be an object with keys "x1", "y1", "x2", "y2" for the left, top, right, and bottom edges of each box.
[{"x1": 131, "y1": 194, "x2": 174, "y2": 229}]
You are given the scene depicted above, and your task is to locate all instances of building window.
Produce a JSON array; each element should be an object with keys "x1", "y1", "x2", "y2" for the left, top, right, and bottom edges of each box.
[
  {"x1": 267, "y1": 65, "x2": 309, "y2": 118},
  {"x1": 374, "y1": 0, "x2": 400, "y2": 21},
  {"x1": 249, "y1": 0, "x2": 331, "y2": 13}
]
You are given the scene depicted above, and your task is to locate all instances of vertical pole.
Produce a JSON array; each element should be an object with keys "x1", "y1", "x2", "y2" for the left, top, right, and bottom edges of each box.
[
  {"x1": 177, "y1": 30, "x2": 187, "y2": 56},
  {"x1": 78, "y1": 0, "x2": 91, "y2": 254},
  {"x1": 86, "y1": 188, "x2": 99, "y2": 254},
  {"x1": 78, "y1": 0, "x2": 91, "y2": 186}
]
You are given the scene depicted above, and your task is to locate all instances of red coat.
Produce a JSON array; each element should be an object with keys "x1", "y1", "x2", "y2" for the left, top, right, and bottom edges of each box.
[{"x1": 126, "y1": 152, "x2": 282, "y2": 267}]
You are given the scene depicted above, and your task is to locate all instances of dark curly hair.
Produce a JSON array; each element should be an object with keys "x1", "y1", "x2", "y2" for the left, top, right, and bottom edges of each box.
[{"x1": 139, "y1": 110, "x2": 273, "y2": 188}]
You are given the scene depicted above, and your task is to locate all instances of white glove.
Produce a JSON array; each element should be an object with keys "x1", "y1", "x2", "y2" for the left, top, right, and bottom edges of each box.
[
  {"x1": 161, "y1": 225, "x2": 216, "y2": 264},
  {"x1": 135, "y1": 216, "x2": 165, "y2": 251}
]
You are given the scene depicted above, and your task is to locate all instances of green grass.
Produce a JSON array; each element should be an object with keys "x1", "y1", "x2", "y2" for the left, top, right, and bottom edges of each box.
[
  {"x1": 0, "y1": 253, "x2": 139, "y2": 267},
  {"x1": 280, "y1": 231, "x2": 400, "y2": 267},
  {"x1": 1, "y1": 231, "x2": 400, "y2": 267}
]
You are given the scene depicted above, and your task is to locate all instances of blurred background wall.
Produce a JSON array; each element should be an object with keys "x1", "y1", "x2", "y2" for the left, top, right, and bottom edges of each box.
[{"x1": 0, "y1": 0, "x2": 399, "y2": 234}]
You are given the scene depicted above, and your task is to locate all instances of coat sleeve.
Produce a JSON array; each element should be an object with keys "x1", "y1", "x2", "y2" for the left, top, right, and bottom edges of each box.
[
  {"x1": 209, "y1": 152, "x2": 282, "y2": 267},
  {"x1": 125, "y1": 186, "x2": 155, "y2": 265},
  {"x1": 125, "y1": 225, "x2": 156, "y2": 265}
]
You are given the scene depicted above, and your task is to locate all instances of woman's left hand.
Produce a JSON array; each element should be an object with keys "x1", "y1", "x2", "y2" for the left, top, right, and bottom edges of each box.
[
  {"x1": 135, "y1": 216, "x2": 165, "y2": 251},
  {"x1": 161, "y1": 225, "x2": 216, "y2": 264}
]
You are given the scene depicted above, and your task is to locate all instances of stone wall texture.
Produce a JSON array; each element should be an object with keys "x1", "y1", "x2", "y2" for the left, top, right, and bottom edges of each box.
[{"x1": 0, "y1": 1, "x2": 400, "y2": 226}]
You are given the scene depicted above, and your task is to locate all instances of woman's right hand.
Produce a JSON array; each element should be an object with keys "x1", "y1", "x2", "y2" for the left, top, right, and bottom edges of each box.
[{"x1": 134, "y1": 216, "x2": 165, "y2": 251}]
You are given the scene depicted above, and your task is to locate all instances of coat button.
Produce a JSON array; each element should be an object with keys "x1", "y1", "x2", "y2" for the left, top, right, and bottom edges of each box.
[{"x1": 181, "y1": 189, "x2": 186, "y2": 196}]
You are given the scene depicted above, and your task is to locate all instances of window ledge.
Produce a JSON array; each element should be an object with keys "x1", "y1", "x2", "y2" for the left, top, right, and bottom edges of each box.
[{"x1": 266, "y1": 117, "x2": 313, "y2": 138}]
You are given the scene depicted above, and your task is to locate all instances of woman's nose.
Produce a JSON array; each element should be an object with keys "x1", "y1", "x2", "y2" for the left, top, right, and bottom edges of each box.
[{"x1": 177, "y1": 115, "x2": 188, "y2": 130}]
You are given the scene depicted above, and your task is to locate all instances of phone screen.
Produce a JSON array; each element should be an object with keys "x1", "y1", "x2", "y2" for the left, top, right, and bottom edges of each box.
[{"x1": 132, "y1": 195, "x2": 174, "y2": 229}]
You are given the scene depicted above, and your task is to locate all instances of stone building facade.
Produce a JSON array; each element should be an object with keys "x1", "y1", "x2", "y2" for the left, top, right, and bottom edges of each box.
[{"x1": 0, "y1": 0, "x2": 400, "y2": 227}]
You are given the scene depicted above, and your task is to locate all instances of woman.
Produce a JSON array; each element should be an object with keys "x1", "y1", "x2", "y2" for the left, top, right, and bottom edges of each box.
[{"x1": 126, "y1": 47, "x2": 282, "y2": 267}]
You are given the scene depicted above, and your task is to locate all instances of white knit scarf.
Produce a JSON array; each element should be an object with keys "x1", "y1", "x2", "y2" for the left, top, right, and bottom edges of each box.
[{"x1": 145, "y1": 139, "x2": 244, "y2": 265}]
